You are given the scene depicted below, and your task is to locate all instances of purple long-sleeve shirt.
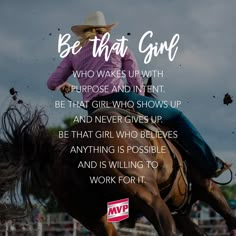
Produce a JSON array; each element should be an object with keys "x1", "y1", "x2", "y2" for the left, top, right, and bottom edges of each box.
[{"x1": 47, "y1": 34, "x2": 144, "y2": 102}]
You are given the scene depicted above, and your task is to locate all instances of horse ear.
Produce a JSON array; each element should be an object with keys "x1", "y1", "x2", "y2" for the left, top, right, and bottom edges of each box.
[
  {"x1": 146, "y1": 77, "x2": 152, "y2": 86},
  {"x1": 144, "y1": 77, "x2": 158, "y2": 99},
  {"x1": 144, "y1": 77, "x2": 153, "y2": 97},
  {"x1": 144, "y1": 77, "x2": 154, "y2": 97},
  {"x1": 143, "y1": 77, "x2": 152, "y2": 86}
]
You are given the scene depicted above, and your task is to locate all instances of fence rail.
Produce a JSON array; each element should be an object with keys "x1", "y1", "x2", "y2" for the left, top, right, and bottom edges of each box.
[{"x1": 0, "y1": 213, "x2": 231, "y2": 236}]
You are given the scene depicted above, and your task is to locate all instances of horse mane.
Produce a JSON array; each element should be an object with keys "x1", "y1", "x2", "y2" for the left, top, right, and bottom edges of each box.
[{"x1": 0, "y1": 104, "x2": 54, "y2": 208}]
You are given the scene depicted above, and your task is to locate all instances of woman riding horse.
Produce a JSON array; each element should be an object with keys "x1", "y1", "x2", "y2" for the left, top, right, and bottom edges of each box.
[{"x1": 47, "y1": 11, "x2": 228, "y2": 178}]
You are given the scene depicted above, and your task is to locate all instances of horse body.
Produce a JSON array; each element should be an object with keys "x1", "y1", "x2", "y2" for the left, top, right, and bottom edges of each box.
[
  {"x1": 1, "y1": 105, "x2": 236, "y2": 236},
  {"x1": 52, "y1": 109, "x2": 184, "y2": 235}
]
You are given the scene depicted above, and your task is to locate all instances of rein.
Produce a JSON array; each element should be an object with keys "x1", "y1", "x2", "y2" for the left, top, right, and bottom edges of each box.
[{"x1": 61, "y1": 90, "x2": 87, "y2": 111}]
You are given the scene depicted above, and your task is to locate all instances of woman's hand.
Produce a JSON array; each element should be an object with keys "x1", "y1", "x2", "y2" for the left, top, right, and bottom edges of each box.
[{"x1": 56, "y1": 82, "x2": 73, "y2": 94}]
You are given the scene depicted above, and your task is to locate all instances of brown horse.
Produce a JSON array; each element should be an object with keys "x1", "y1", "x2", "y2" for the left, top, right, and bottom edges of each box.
[{"x1": 0, "y1": 105, "x2": 236, "y2": 236}]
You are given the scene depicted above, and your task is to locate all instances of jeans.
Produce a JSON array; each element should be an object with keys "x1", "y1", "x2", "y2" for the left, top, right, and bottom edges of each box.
[{"x1": 88, "y1": 91, "x2": 221, "y2": 176}]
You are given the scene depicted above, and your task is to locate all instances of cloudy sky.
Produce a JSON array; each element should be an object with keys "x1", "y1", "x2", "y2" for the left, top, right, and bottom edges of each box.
[{"x1": 0, "y1": 0, "x2": 236, "y2": 181}]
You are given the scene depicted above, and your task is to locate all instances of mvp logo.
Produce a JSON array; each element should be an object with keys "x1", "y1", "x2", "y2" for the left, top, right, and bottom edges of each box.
[{"x1": 107, "y1": 198, "x2": 129, "y2": 222}]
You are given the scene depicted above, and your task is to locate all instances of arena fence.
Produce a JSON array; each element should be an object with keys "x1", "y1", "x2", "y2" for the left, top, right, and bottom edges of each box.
[{"x1": 0, "y1": 212, "x2": 232, "y2": 236}]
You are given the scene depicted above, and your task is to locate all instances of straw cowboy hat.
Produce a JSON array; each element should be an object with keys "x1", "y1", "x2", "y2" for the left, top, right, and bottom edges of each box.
[{"x1": 71, "y1": 11, "x2": 117, "y2": 36}]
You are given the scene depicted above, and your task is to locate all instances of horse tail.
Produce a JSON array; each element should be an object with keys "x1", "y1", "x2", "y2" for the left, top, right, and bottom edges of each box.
[{"x1": 0, "y1": 104, "x2": 54, "y2": 208}]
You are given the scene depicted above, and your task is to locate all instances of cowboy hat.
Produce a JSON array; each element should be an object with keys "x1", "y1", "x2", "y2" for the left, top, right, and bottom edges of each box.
[{"x1": 71, "y1": 11, "x2": 117, "y2": 36}]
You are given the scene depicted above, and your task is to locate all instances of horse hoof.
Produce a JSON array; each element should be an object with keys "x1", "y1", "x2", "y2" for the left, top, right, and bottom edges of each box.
[{"x1": 230, "y1": 230, "x2": 236, "y2": 236}]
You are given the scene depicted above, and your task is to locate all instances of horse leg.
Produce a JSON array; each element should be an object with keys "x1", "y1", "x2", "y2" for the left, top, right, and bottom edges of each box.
[
  {"x1": 174, "y1": 214, "x2": 207, "y2": 236},
  {"x1": 80, "y1": 214, "x2": 119, "y2": 236},
  {"x1": 136, "y1": 189, "x2": 176, "y2": 236},
  {"x1": 193, "y1": 176, "x2": 236, "y2": 234},
  {"x1": 94, "y1": 215, "x2": 119, "y2": 236}
]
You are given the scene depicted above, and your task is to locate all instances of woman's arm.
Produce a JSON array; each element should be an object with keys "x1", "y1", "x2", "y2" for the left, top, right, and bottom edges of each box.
[
  {"x1": 47, "y1": 55, "x2": 73, "y2": 90},
  {"x1": 122, "y1": 49, "x2": 144, "y2": 95}
]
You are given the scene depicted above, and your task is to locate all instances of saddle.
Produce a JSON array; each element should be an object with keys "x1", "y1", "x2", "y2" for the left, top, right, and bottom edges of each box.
[{"x1": 92, "y1": 107, "x2": 192, "y2": 214}]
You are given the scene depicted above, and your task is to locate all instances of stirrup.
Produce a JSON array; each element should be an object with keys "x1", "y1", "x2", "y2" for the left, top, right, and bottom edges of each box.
[{"x1": 213, "y1": 160, "x2": 232, "y2": 178}]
